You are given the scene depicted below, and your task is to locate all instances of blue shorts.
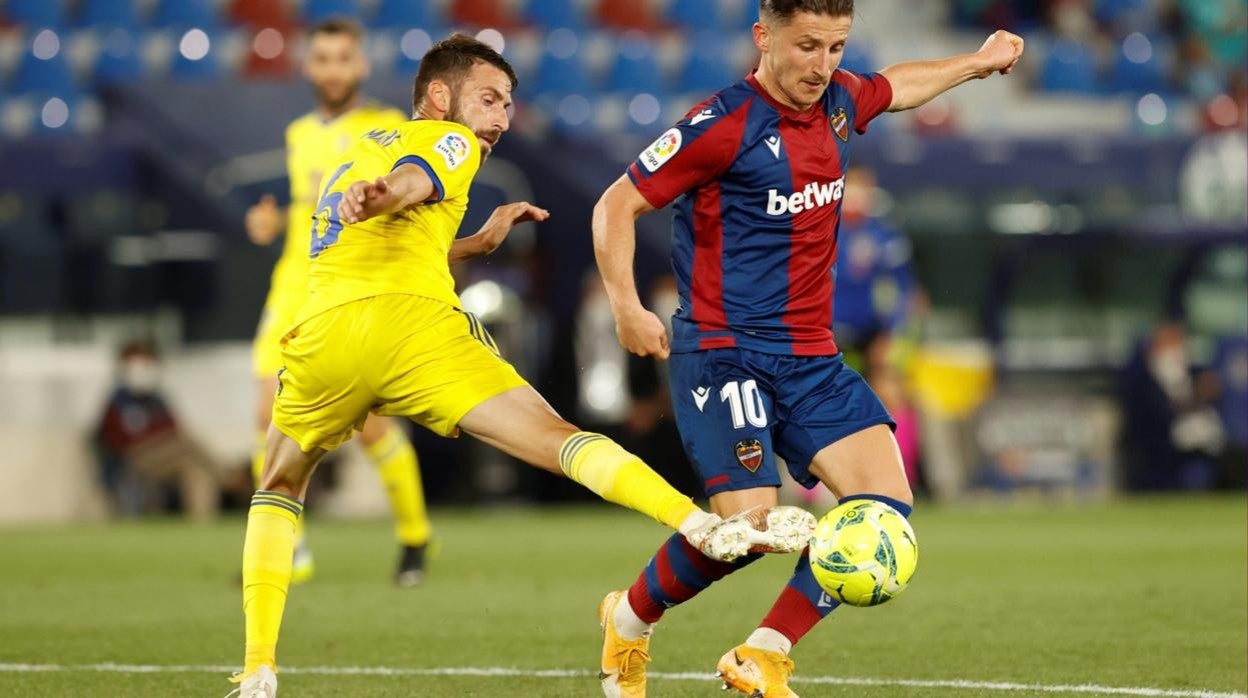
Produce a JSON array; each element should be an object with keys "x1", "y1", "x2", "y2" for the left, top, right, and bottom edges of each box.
[{"x1": 669, "y1": 348, "x2": 895, "y2": 496}]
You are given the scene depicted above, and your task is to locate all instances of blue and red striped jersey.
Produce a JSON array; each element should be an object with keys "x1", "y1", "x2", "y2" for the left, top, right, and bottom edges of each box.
[{"x1": 627, "y1": 70, "x2": 892, "y2": 356}]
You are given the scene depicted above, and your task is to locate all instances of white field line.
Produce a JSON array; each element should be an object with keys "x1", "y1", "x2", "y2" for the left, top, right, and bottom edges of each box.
[{"x1": 0, "y1": 662, "x2": 1243, "y2": 698}]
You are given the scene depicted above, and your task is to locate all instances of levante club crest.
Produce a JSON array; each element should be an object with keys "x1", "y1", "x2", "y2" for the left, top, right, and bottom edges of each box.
[
  {"x1": 735, "y1": 438, "x2": 764, "y2": 473},
  {"x1": 831, "y1": 107, "x2": 850, "y2": 141}
]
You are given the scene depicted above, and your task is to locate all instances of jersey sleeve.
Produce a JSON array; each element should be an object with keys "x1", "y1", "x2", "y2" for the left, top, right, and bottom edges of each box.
[
  {"x1": 832, "y1": 70, "x2": 893, "y2": 134},
  {"x1": 626, "y1": 97, "x2": 746, "y2": 210},
  {"x1": 390, "y1": 122, "x2": 481, "y2": 204}
]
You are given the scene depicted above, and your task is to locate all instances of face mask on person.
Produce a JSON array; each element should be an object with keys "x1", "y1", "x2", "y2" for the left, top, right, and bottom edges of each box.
[{"x1": 122, "y1": 358, "x2": 160, "y2": 394}]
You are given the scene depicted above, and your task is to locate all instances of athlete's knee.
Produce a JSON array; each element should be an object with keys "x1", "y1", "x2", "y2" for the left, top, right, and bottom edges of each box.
[
  {"x1": 258, "y1": 433, "x2": 321, "y2": 497},
  {"x1": 889, "y1": 484, "x2": 915, "y2": 508}
]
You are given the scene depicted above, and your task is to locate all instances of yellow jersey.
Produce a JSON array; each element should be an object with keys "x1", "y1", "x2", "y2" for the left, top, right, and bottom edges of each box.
[
  {"x1": 298, "y1": 119, "x2": 481, "y2": 324},
  {"x1": 270, "y1": 103, "x2": 408, "y2": 298}
]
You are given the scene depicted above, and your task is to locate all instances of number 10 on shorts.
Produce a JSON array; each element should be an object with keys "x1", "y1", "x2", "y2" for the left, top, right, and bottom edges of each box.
[{"x1": 721, "y1": 380, "x2": 768, "y2": 429}]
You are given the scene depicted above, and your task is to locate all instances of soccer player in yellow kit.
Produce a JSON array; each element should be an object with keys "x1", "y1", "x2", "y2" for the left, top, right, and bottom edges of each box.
[
  {"x1": 231, "y1": 34, "x2": 817, "y2": 697},
  {"x1": 244, "y1": 19, "x2": 433, "y2": 587}
]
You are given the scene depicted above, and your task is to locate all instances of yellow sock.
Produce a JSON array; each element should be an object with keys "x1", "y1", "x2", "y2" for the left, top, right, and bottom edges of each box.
[
  {"x1": 559, "y1": 432, "x2": 699, "y2": 530},
  {"x1": 253, "y1": 432, "x2": 306, "y2": 549},
  {"x1": 365, "y1": 424, "x2": 431, "y2": 546},
  {"x1": 242, "y1": 490, "x2": 303, "y2": 675}
]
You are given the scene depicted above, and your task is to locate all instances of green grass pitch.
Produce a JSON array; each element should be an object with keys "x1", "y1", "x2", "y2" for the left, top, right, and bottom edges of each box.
[{"x1": 0, "y1": 496, "x2": 1244, "y2": 697}]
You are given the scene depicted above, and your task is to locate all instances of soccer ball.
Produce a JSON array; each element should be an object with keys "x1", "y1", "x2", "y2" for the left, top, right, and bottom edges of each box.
[{"x1": 808, "y1": 500, "x2": 918, "y2": 607}]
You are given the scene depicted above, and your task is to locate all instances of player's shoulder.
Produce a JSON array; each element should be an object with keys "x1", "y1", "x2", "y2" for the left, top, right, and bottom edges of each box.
[
  {"x1": 394, "y1": 120, "x2": 478, "y2": 174},
  {"x1": 828, "y1": 68, "x2": 886, "y2": 97},
  {"x1": 353, "y1": 101, "x2": 408, "y2": 126},
  {"x1": 285, "y1": 111, "x2": 321, "y2": 139},
  {"x1": 687, "y1": 79, "x2": 755, "y2": 122}
]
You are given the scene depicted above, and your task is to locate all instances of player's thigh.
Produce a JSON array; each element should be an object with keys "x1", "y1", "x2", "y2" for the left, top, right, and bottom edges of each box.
[
  {"x1": 255, "y1": 376, "x2": 279, "y2": 431},
  {"x1": 252, "y1": 293, "x2": 293, "y2": 381},
  {"x1": 271, "y1": 304, "x2": 376, "y2": 454},
  {"x1": 357, "y1": 413, "x2": 395, "y2": 446},
  {"x1": 370, "y1": 296, "x2": 531, "y2": 439},
  {"x1": 457, "y1": 385, "x2": 576, "y2": 475},
  {"x1": 669, "y1": 349, "x2": 782, "y2": 497},
  {"x1": 807, "y1": 424, "x2": 911, "y2": 504},
  {"x1": 774, "y1": 356, "x2": 910, "y2": 503}
]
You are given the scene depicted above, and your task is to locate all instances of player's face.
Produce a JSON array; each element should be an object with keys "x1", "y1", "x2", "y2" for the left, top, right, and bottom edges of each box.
[
  {"x1": 304, "y1": 32, "x2": 368, "y2": 112},
  {"x1": 756, "y1": 11, "x2": 853, "y2": 110},
  {"x1": 447, "y1": 62, "x2": 513, "y2": 159}
]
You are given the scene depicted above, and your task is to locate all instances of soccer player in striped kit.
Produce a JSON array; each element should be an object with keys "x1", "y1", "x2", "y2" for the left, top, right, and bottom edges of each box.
[{"x1": 592, "y1": 2, "x2": 1023, "y2": 695}]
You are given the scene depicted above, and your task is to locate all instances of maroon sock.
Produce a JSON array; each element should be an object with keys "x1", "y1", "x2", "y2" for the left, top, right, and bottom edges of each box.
[
  {"x1": 625, "y1": 533, "x2": 762, "y2": 623},
  {"x1": 758, "y1": 547, "x2": 837, "y2": 645}
]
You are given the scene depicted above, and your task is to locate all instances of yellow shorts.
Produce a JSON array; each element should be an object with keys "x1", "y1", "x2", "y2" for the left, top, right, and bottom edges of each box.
[
  {"x1": 272, "y1": 293, "x2": 528, "y2": 452},
  {"x1": 252, "y1": 292, "x2": 297, "y2": 379}
]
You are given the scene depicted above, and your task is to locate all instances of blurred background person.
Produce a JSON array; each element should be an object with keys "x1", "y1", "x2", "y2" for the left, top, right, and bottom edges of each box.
[
  {"x1": 1118, "y1": 321, "x2": 1227, "y2": 491},
  {"x1": 93, "y1": 341, "x2": 220, "y2": 520}
]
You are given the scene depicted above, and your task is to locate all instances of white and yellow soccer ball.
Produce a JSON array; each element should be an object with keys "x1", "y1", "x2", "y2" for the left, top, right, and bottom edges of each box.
[{"x1": 808, "y1": 500, "x2": 918, "y2": 607}]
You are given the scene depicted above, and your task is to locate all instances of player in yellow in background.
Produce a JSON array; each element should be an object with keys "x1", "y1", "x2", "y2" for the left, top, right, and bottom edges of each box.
[
  {"x1": 231, "y1": 34, "x2": 816, "y2": 698},
  {"x1": 243, "y1": 18, "x2": 432, "y2": 587}
]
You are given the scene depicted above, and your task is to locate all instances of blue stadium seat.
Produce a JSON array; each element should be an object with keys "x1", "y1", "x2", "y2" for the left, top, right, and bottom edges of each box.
[
  {"x1": 11, "y1": 33, "x2": 77, "y2": 96},
  {"x1": 151, "y1": 0, "x2": 221, "y2": 29},
  {"x1": 677, "y1": 32, "x2": 739, "y2": 93},
  {"x1": 1038, "y1": 39, "x2": 1100, "y2": 94},
  {"x1": 1108, "y1": 34, "x2": 1168, "y2": 94},
  {"x1": 1094, "y1": 0, "x2": 1154, "y2": 26},
  {"x1": 6, "y1": 0, "x2": 69, "y2": 28},
  {"x1": 533, "y1": 53, "x2": 592, "y2": 96},
  {"x1": 304, "y1": 0, "x2": 360, "y2": 23},
  {"x1": 546, "y1": 93, "x2": 596, "y2": 136},
  {"x1": 372, "y1": 0, "x2": 446, "y2": 30},
  {"x1": 394, "y1": 27, "x2": 434, "y2": 75},
  {"x1": 667, "y1": 0, "x2": 738, "y2": 28},
  {"x1": 78, "y1": 0, "x2": 141, "y2": 30},
  {"x1": 840, "y1": 40, "x2": 876, "y2": 74},
  {"x1": 93, "y1": 29, "x2": 144, "y2": 85},
  {"x1": 605, "y1": 35, "x2": 661, "y2": 93},
  {"x1": 170, "y1": 30, "x2": 224, "y2": 80},
  {"x1": 531, "y1": 29, "x2": 592, "y2": 96},
  {"x1": 32, "y1": 93, "x2": 90, "y2": 134},
  {"x1": 523, "y1": 0, "x2": 583, "y2": 30}
]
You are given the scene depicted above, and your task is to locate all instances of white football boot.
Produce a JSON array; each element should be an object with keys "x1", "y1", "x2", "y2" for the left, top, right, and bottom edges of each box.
[
  {"x1": 226, "y1": 665, "x2": 277, "y2": 698},
  {"x1": 686, "y1": 506, "x2": 816, "y2": 562}
]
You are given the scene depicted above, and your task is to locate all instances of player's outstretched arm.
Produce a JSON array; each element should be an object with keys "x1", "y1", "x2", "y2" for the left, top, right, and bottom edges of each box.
[
  {"x1": 337, "y1": 163, "x2": 436, "y2": 225},
  {"x1": 592, "y1": 175, "x2": 670, "y2": 359},
  {"x1": 881, "y1": 29, "x2": 1024, "y2": 112},
  {"x1": 245, "y1": 194, "x2": 287, "y2": 245},
  {"x1": 449, "y1": 201, "x2": 550, "y2": 265}
]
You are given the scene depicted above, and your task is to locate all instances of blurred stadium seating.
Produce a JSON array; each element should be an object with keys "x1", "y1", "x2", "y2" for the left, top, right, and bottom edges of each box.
[
  {"x1": 0, "y1": 0, "x2": 1238, "y2": 137},
  {"x1": 0, "y1": 0, "x2": 1243, "y2": 520}
]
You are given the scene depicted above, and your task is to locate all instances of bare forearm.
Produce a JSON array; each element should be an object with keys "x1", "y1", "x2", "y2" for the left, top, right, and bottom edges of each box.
[
  {"x1": 592, "y1": 195, "x2": 644, "y2": 313},
  {"x1": 882, "y1": 53, "x2": 990, "y2": 112},
  {"x1": 449, "y1": 234, "x2": 489, "y2": 266}
]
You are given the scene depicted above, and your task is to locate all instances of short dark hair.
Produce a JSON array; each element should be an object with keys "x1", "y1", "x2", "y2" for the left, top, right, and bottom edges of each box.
[
  {"x1": 309, "y1": 17, "x2": 364, "y2": 42},
  {"x1": 412, "y1": 33, "x2": 518, "y2": 111},
  {"x1": 759, "y1": 0, "x2": 855, "y2": 24}
]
